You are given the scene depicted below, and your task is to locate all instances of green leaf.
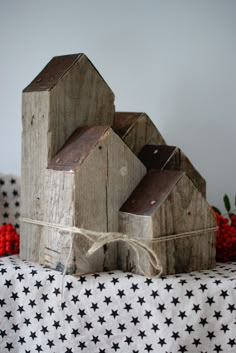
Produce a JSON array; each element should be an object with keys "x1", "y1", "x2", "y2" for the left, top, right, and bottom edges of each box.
[
  {"x1": 212, "y1": 206, "x2": 221, "y2": 215},
  {"x1": 223, "y1": 194, "x2": 231, "y2": 212}
]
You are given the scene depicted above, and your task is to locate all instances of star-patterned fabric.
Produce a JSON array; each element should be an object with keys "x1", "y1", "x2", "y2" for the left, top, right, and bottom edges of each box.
[
  {"x1": 0, "y1": 174, "x2": 20, "y2": 229},
  {"x1": 0, "y1": 256, "x2": 235, "y2": 353}
]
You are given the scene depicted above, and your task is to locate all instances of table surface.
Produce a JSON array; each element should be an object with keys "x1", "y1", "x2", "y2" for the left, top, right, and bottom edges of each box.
[{"x1": 0, "y1": 256, "x2": 235, "y2": 353}]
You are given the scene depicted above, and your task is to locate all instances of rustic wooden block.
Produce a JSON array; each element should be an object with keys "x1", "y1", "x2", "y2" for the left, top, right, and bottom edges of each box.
[
  {"x1": 21, "y1": 54, "x2": 115, "y2": 263},
  {"x1": 139, "y1": 145, "x2": 206, "y2": 197},
  {"x1": 113, "y1": 112, "x2": 166, "y2": 155},
  {"x1": 23, "y1": 126, "x2": 146, "y2": 273},
  {"x1": 118, "y1": 170, "x2": 216, "y2": 276}
]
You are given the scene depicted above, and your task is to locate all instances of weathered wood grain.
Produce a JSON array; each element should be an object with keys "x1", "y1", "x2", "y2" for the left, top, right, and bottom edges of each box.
[
  {"x1": 113, "y1": 112, "x2": 166, "y2": 155},
  {"x1": 139, "y1": 145, "x2": 206, "y2": 197},
  {"x1": 119, "y1": 170, "x2": 216, "y2": 276},
  {"x1": 20, "y1": 54, "x2": 115, "y2": 263}
]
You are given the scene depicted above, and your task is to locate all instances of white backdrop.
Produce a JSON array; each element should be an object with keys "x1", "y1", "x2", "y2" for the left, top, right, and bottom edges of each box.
[{"x1": 0, "y1": 0, "x2": 235, "y2": 209}]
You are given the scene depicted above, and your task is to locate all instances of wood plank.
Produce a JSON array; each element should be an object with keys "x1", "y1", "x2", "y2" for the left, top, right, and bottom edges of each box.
[
  {"x1": 113, "y1": 112, "x2": 165, "y2": 155},
  {"x1": 139, "y1": 145, "x2": 206, "y2": 197},
  {"x1": 119, "y1": 171, "x2": 216, "y2": 276}
]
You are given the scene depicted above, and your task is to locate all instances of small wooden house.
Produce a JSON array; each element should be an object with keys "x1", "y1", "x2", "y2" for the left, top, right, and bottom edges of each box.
[
  {"x1": 113, "y1": 112, "x2": 165, "y2": 155},
  {"x1": 119, "y1": 170, "x2": 216, "y2": 276},
  {"x1": 139, "y1": 145, "x2": 206, "y2": 196}
]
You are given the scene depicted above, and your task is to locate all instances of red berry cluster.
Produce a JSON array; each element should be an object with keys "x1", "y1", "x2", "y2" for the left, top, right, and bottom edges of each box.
[
  {"x1": 0, "y1": 224, "x2": 20, "y2": 257},
  {"x1": 215, "y1": 212, "x2": 236, "y2": 262}
]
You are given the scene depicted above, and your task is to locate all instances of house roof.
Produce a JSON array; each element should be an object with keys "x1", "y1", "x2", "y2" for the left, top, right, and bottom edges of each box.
[
  {"x1": 138, "y1": 145, "x2": 177, "y2": 170},
  {"x1": 47, "y1": 126, "x2": 110, "y2": 171},
  {"x1": 120, "y1": 170, "x2": 185, "y2": 216},
  {"x1": 23, "y1": 53, "x2": 109, "y2": 93},
  {"x1": 113, "y1": 112, "x2": 146, "y2": 137}
]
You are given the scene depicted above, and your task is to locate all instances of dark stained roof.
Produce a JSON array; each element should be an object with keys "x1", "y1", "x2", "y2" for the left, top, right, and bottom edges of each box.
[
  {"x1": 120, "y1": 170, "x2": 185, "y2": 216},
  {"x1": 48, "y1": 126, "x2": 110, "y2": 171},
  {"x1": 23, "y1": 54, "x2": 82, "y2": 92},
  {"x1": 113, "y1": 112, "x2": 146, "y2": 137},
  {"x1": 138, "y1": 145, "x2": 177, "y2": 170}
]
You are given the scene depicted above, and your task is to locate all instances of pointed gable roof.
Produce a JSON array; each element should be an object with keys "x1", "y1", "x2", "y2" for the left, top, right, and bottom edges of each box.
[{"x1": 47, "y1": 126, "x2": 110, "y2": 171}]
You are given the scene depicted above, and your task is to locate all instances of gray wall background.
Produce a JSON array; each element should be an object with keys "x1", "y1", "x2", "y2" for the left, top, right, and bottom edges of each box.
[{"x1": 0, "y1": 0, "x2": 235, "y2": 209}]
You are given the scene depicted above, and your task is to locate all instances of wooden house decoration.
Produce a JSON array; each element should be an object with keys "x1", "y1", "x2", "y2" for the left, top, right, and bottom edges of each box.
[{"x1": 20, "y1": 53, "x2": 216, "y2": 275}]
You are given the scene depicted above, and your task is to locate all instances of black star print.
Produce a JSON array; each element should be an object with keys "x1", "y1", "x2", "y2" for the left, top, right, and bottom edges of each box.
[
  {"x1": 30, "y1": 269, "x2": 38, "y2": 276},
  {"x1": 84, "y1": 289, "x2": 92, "y2": 298},
  {"x1": 91, "y1": 335, "x2": 100, "y2": 344},
  {"x1": 157, "y1": 303, "x2": 166, "y2": 312},
  {"x1": 150, "y1": 289, "x2": 159, "y2": 298},
  {"x1": 206, "y1": 296, "x2": 215, "y2": 306},
  {"x1": 34, "y1": 280, "x2": 42, "y2": 289},
  {"x1": 179, "y1": 279, "x2": 187, "y2": 285},
  {"x1": 41, "y1": 293, "x2": 49, "y2": 302},
  {"x1": 53, "y1": 287, "x2": 60, "y2": 296},
  {"x1": 30, "y1": 331, "x2": 37, "y2": 340},
  {"x1": 192, "y1": 304, "x2": 201, "y2": 313},
  {"x1": 144, "y1": 310, "x2": 152, "y2": 319},
  {"x1": 24, "y1": 318, "x2": 31, "y2": 326},
  {"x1": 145, "y1": 278, "x2": 153, "y2": 286},
  {"x1": 105, "y1": 329, "x2": 113, "y2": 338},
  {"x1": 22, "y1": 286, "x2": 30, "y2": 295},
  {"x1": 124, "y1": 303, "x2": 132, "y2": 312},
  {"x1": 98, "y1": 316, "x2": 106, "y2": 325},
  {"x1": 4, "y1": 280, "x2": 12, "y2": 288},
  {"x1": 213, "y1": 344, "x2": 223, "y2": 352},
  {"x1": 71, "y1": 328, "x2": 80, "y2": 337},
  {"x1": 47, "y1": 306, "x2": 55, "y2": 315},
  {"x1": 5, "y1": 342, "x2": 13, "y2": 351},
  {"x1": 199, "y1": 317, "x2": 208, "y2": 326},
  {"x1": 59, "y1": 334, "x2": 67, "y2": 342},
  {"x1": 158, "y1": 337, "x2": 166, "y2": 347},
  {"x1": 29, "y1": 299, "x2": 36, "y2": 308},
  {"x1": 138, "y1": 330, "x2": 146, "y2": 339},
  {"x1": 78, "y1": 309, "x2": 86, "y2": 317},
  {"x1": 111, "y1": 309, "x2": 119, "y2": 318},
  {"x1": 199, "y1": 283, "x2": 208, "y2": 292},
  {"x1": 35, "y1": 312, "x2": 43, "y2": 321},
  {"x1": 171, "y1": 296, "x2": 180, "y2": 306},
  {"x1": 118, "y1": 323, "x2": 126, "y2": 332},
  {"x1": 78, "y1": 341, "x2": 87, "y2": 350},
  {"x1": 151, "y1": 323, "x2": 159, "y2": 332},
  {"x1": 0, "y1": 329, "x2": 7, "y2": 338},
  {"x1": 213, "y1": 310, "x2": 222, "y2": 320},
  {"x1": 0, "y1": 267, "x2": 7, "y2": 275},
  {"x1": 214, "y1": 279, "x2": 222, "y2": 285},
  {"x1": 185, "y1": 325, "x2": 194, "y2": 334},
  {"x1": 18, "y1": 336, "x2": 26, "y2": 345},
  {"x1": 164, "y1": 283, "x2": 173, "y2": 292},
  {"x1": 47, "y1": 274, "x2": 55, "y2": 283},
  {"x1": 220, "y1": 324, "x2": 229, "y2": 333},
  {"x1": 53, "y1": 320, "x2": 61, "y2": 329},
  {"x1": 178, "y1": 310, "x2": 187, "y2": 320},
  {"x1": 11, "y1": 324, "x2": 20, "y2": 332},
  {"x1": 78, "y1": 275, "x2": 86, "y2": 284},
  {"x1": 125, "y1": 336, "x2": 133, "y2": 345},
  {"x1": 185, "y1": 290, "x2": 194, "y2": 299},
  {"x1": 4, "y1": 311, "x2": 13, "y2": 320},
  {"x1": 111, "y1": 342, "x2": 120, "y2": 351},
  {"x1": 84, "y1": 322, "x2": 93, "y2": 331},
  {"x1": 228, "y1": 338, "x2": 236, "y2": 347},
  {"x1": 227, "y1": 303, "x2": 236, "y2": 313},
  {"x1": 111, "y1": 277, "x2": 119, "y2": 285},
  {"x1": 192, "y1": 338, "x2": 201, "y2": 347},
  {"x1": 178, "y1": 345, "x2": 188, "y2": 352},
  {"x1": 16, "y1": 273, "x2": 24, "y2": 281},
  {"x1": 207, "y1": 331, "x2": 216, "y2": 340},
  {"x1": 41, "y1": 326, "x2": 48, "y2": 334},
  {"x1": 65, "y1": 281, "x2": 73, "y2": 290},
  {"x1": 104, "y1": 296, "x2": 112, "y2": 305},
  {"x1": 220, "y1": 290, "x2": 228, "y2": 299},
  {"x1": 164, "y1": 317, "x2": 173, "y2": 326},
  {"x1": 131, "y1": 316, "x2": 140, "y2": 325},
  {"x1": 99, "y1": 349, "x2": 106, "y2": 353},
  {"x1": 131, "y1": 283, "x2": 139, "y2": 292},
  {"x1": 97, "y1": 282, "x2": 105, "y2": 291},
  {"x1": 65, "y1": 314, "x2": 73, "y2": 323},
  {"x1": 0, "y1": 298, "x2": 6, "y2": 307},
  {"x1": 71, "y1": 295, "x2": 79, "y2": 304},
  {"x1": 47, "y1": 339, "x2": 55, "y2": 348},
  {"x1": 65, "y1": 348, "x2": 73, "y2": 353},
  {"x1": 172, "y1": 331, "x2": 180, "y2": 340},
  {"x1": 91, "y1": 302, "x2": 99, "y2": 311},
  {"x1": 93, "y1": 273, "x2": 100, "y2": 278},
  {"x1": 144, "y1": 343, "x2": 153, "y2": 352},
  {"x1": 137, "y1": 296, "x2": 145, "y2": 305},
  {"x1": 117, "y1": 289, "x2": 125, "y2": 298}
]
